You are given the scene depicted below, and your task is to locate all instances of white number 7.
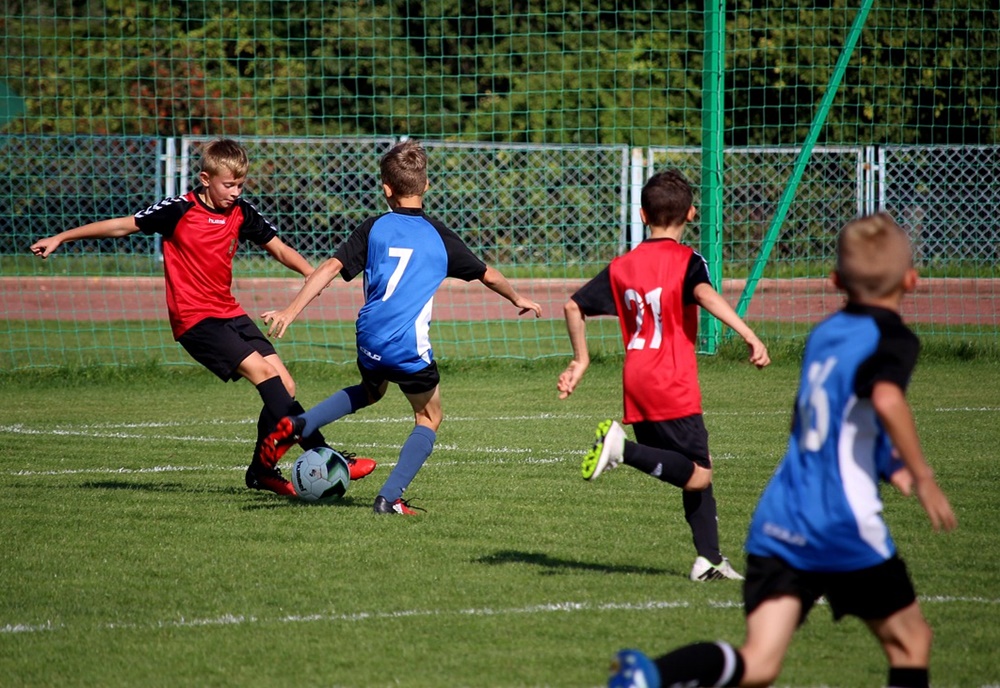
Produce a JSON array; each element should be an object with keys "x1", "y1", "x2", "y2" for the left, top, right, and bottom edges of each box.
[{"x1": 382, "y1": 247, "x2": 413, "y2": 301}]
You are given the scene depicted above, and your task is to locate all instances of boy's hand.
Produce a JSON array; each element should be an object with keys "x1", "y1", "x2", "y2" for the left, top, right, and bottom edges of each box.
[
  {"x1": 261, "y1": 309, "x2": 295, "y2": 338},
  {"x1": 557, "y1": 360, "x2": 588, "y2": 399},
  {"x1": 514, "y1": 296, "x2": 542, "y2": 318},
  {"x1": 746, "y1": 336, "x2": 770, "y2": 368},
  {"x1": 913, "y1": 477, "x2": 958, "y2": 532},
  {"x1": 30, "y1": 237, "x2": 61, "y2": 258},
  {"x1": 888, "y1": 465, "x2": 914, "y2": 496}
]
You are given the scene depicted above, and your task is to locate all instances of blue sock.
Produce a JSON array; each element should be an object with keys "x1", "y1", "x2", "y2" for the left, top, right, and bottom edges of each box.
[
  {"x1": 379, "y1": 425, "x2": 437, "y2": 502},
  {"x1": 300, "y1": 385, "x2": 367, "y2": 437}
]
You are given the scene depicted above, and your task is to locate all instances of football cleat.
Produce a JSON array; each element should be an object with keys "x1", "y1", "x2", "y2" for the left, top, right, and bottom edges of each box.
[
  {"x1": 339, "y1": 451, "x2": 377, "y2": 480},
  {"x1": 373, "y1": 495, "x2": 424, "y2": 516},
  {"x1": 608, "y1": 649, "x2": 660, "y2": 688},
  {"x1": 245, "y1": 462, "x2": 295, "y2": 497},
  {"x1": 690, "y1": 556, "x2": 745, "y2": 582},
  {"x1": 582, "y1": 419, "x2": 626, "y2": 480},
  {"x1": 261, "y1": 416, "x2": 305, "y2": 469}
]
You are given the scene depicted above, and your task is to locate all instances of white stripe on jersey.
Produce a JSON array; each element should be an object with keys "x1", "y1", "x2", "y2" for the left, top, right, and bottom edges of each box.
[{"x1": 838, "y1": 395, "x2": 892, "y2": 558}]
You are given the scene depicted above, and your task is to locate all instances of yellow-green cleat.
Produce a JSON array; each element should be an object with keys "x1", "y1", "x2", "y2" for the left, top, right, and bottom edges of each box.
[{"x1": 581, "y1": 419, "x2": 625, "y2": 480}]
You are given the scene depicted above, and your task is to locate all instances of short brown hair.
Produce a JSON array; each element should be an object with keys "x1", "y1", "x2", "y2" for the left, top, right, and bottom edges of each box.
[
  {"x1": 380, "y1": 139, "x2": 428, "y2": 197},
  {"x1": 641, "y1": 170, "x2": 694, "y2": 228},
  {"x1": 200, "y1": 138, "x2": 249, "y2": 179},
  {"x1": 836, "y1": 212, "x2": 913, "y2": 299}
]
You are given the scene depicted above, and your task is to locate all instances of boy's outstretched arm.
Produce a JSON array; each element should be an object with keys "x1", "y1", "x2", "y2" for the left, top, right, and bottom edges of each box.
[
  {"x1": 261, "y1": 256, "x2": 344, "y2": 338},
  {"x1": 30, "y1": 216, "x2": 140, "y2": 258},
  {"x1": 693, "y1": 283, "x2": 771, "y2": 368},
  {"x1": 479, "y1": 266, "x2": 542, "y2": 318},
  {"x1": 557, "y1": 299, "x2": 589, "y2": 399},
  {"x1": 262, "y1": 236, "x2": 315, "y2": 278},
  {"x1": 872, "y1": 381, "x2": 958, "y2": 532}
]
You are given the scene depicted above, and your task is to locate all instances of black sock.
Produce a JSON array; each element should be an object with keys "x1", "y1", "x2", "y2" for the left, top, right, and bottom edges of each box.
[
  {"x1": 685, "y1": 484, "x2": 722, "y2": 563},
  {"x1": 654, "y1": 641, "x2": 745, "y2": 687},
  {"x1": 888, "y1": 667, "x2": 929, "y2": 688},
  {"x1": 623, "y1": 440, "x2": 696, "y2": 488},
  {"x1": 253, "y1": 377, "x2": 328, "y2": 460}
]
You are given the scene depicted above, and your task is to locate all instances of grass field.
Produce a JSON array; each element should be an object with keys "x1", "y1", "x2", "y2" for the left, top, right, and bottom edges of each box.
[{"x1": 2, "y1": 357, "x2": 999, "y2": 687}]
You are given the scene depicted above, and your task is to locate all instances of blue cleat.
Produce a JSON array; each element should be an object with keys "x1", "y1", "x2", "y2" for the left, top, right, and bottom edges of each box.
[{"x1": 608, "y1": 649, "x2": 661, "y2": 688}]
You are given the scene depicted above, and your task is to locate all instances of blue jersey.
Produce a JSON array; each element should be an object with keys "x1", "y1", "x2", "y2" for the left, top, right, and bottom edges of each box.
[
  {"x1": 745, "y1": 303, "x2": 919, "y2": 572},
  {"x1": 334, "y1": 207, "x2": 486, "y2": 373}
]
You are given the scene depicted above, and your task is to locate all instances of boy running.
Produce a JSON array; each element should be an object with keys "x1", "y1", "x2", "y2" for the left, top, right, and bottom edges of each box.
[{"x1": 558, "y1": 170, "x2": 770, "y2": 581}]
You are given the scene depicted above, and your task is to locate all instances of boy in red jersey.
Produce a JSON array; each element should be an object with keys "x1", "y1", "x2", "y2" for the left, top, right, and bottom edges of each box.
[
  {"x1": 557, "y1": 170, "x2": 770, "y2": 581},
  {"x1": 30, "y1": 138, "x2": 375, "y2": 496}
]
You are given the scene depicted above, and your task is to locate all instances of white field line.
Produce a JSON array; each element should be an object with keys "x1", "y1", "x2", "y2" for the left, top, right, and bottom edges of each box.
[
  {"x1": 3, "y1": 595, "x2": 997, "y2": 635},
  {"x1": 1, "y1": 404, "x2": 994, "y2": 476}
]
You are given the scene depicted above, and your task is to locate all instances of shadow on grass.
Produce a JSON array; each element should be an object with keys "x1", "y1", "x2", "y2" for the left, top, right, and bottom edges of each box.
[
  {"x1": 77, "y1": 480, "x2": 363, "y2": 511},
  {"x1": 474, "y1": 549, "x2": 670, "y2": 576},
  {"x1": 79, "y1": 480, "x2": 233, "y2": 494}
]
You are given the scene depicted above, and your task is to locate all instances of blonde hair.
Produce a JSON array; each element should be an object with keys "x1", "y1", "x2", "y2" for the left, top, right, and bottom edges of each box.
[
  {"x1": 380, "y1": 139, "x2": 428, "y2": 197},
  {"x1": 200, "y1": 138, "x2": 250, "y2": 179},
  {"x1": 836, "y1": 212, "x2": 913, "y2": 299}
]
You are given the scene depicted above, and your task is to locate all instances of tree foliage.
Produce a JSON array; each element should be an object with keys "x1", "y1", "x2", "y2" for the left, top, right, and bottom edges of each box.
[{"x1": 0, "y1": 0, "x2": 996, "y2": 144}]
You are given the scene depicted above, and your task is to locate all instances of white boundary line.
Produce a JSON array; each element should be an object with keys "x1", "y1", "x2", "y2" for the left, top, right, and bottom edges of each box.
[{"x1": 4, "y1": 595, "x2": 997, "y2": 635}]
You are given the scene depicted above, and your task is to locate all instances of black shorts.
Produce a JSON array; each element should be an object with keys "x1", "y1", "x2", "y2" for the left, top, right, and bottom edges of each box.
[
  {"x1": 631, "y1": 415, "x2": 711, "y2": 468},
  {"x1": 743, "y1": 554, "x2": 918, "y2": 624},
  {"x1": 177, "y1": 315, "x2": 277, "y2": 382},
  {"x1": 357, "y1": 359, "x2": 440, "y2": 396}
]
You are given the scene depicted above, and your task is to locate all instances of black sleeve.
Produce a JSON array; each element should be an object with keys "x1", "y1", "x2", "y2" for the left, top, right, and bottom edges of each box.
[
  {"x1": 426, "y1": 218, "x2": 487, "y2": 281},
  {"x1": 855, "y1": 319, "x2": 920, "y2": 398},
  {"x1": 570, "y1": 267, "x2": 616, "y2": 317},
  {"x1": 683, "y1": 251, "x2": 712, "y2": 305},
  {"x1": 333, "y1": 216, "x2": 378, "y2": 282},
  {"x1": 237, "y1": 199, "x2": 279, "y2": 246},
  {"x1": 133, "y1": 196, "x2": 193, "y2": 238}
]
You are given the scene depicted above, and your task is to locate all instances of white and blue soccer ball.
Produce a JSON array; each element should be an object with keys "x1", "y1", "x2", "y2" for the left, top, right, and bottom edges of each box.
[{"x1": 291, "y1": 447, "x2": 351, "y2": 502}]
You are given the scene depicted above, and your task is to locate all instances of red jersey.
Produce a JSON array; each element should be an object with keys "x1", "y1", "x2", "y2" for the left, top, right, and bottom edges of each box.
[
  {"x1": 133, "y1": 189, "x2": 277, "y2": 338},
  {"x1": 571, "y1": 239, "x2": 711, "y2": 423}
]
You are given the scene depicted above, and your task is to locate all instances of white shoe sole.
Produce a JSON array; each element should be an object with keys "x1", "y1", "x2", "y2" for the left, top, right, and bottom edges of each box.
[{"x1": 582, "y1": 420, "x2": 625, "y2": 481}]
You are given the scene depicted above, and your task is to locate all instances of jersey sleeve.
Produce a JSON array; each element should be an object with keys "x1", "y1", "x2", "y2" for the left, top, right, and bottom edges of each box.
[
  {"x1": 237, "y1": 199, "x2": 279, "y2": 246},
  {"x1": 334, "y1": 216, "x2": 377, "y2": 282},
  {"x1": 854, "y1": 319, "x2": 920, "y2": 397},
  {"x1": 133, "y1": 196, "x2": 193, "y2": 238},
  {"x1": 683, "y1": 251, "x2": 712, "y2": 305},
  {"x1": 570, "y1": 267, "x2": 616, "y2": 317},
  {"x1": 427, "y1": 219, "x2": 487, "y2": 281}
]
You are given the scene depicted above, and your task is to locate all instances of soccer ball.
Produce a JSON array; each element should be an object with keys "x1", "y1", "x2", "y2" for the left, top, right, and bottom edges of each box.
[{"x1": 291, "y1": 447, "x2": 351, "y2": 502}]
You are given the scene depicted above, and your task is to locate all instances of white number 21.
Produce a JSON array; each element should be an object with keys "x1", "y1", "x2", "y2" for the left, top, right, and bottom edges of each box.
[{"x1": 624, "y1": 287, "x2": 663, "y2": 350}]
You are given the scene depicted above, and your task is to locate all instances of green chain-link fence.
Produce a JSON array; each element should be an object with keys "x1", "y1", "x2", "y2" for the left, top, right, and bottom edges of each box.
[{"x1": 1, "y1": 1, "x2": 997, "y2": 369}]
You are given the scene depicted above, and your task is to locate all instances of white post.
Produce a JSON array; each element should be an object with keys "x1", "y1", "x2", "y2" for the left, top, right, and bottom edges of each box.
[{"x1": 629, "y1": 147, "x2": 646, "y2": 250}]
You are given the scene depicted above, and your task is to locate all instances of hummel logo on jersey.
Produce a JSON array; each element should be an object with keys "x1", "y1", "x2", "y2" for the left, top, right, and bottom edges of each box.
[{"x1": 208, "y1": 218, "x2": 227, "y2": 224}]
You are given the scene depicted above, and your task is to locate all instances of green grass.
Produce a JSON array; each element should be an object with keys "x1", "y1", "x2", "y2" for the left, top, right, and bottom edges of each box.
[{"x1": 2, "y1": 358, "x2": 999, "y2": 686}]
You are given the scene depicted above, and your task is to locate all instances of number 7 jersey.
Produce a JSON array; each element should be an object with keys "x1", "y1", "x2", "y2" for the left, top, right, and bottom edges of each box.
[{"x1": 334, "y1": 207, "x2": 487, "y2": 373}]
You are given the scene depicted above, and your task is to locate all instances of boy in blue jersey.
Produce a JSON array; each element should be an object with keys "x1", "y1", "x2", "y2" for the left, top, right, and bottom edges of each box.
[
  {"x1": 607, "y1": 213, "x2": 957, "y2": 688},
  {"x1": 259, "y1": 139, "x2": 542, "y2": 515}
]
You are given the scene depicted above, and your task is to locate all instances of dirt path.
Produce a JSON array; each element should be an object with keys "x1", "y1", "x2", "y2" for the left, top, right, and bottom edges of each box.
[{"x1": 4, "y1": 276, "x2": 997, "y2": 326}]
